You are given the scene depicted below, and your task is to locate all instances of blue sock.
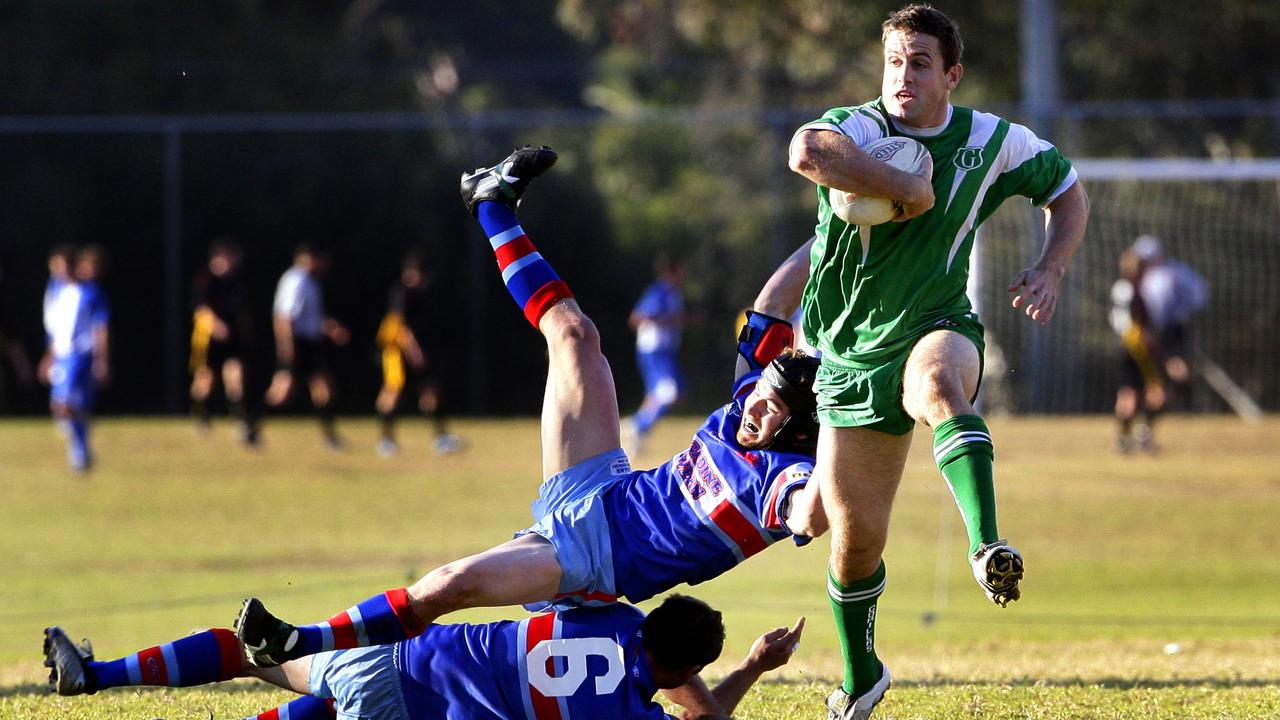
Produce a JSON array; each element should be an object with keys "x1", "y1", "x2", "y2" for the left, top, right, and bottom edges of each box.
[
  {"x1": 475, "y1": 201, "x2": 573, "y2": 328},
  {"x1": 247, "y1": 695, "x2": 336, "y2": 720},
  {"x1": 291, "y1": 588, "x2": 424, "y2": 658},
  {"x1": 90, "y1": 628, "x2": 241, "y2": 689}
]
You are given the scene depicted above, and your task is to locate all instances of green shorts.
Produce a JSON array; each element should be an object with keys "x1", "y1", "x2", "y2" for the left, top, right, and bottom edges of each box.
[{"x1": 815, "y1": 314, "x2": 986, "y2": 435}]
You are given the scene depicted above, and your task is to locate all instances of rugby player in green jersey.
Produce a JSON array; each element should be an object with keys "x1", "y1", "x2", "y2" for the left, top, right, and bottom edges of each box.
[{"x1": 787, "y1": 5, "x2": 1091, "y2": 717}]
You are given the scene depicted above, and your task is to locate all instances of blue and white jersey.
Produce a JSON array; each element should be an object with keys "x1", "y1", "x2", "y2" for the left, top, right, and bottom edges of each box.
[
  {"x1": 396, "y1": 604, "x2": 670, "y2": 720},
  {"x1": 44, "y1": 280, "x2": 108, "y2": 359},
  {"x1": 632, "y1": 280, "x2": 682, "y2": 354},
  {"x1": 605, "y1": 378, "x2": 815, "y2": 603},
  {"x1": 1141, "y1": 260, "x2": 1206, "y2": 330},
  {"x1": 273, "y1": 265, "x2": 326, "y2": 339}
]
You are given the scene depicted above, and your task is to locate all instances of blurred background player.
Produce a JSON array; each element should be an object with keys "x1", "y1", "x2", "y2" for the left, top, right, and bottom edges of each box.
[
  {"x1": 39, "y1": 245, "x2": 110, "y2": 472},
  {"x1": 189, "y1": 239, "x2": 259, "y2": 446},
  {"x1": 266, "y1": 245, "x2": 350, "y2": 448},
  {"x1": 1109, "y1": 235, "x2": 1207, "y2": 453},
  {"x1": 44, "y1": 595, "x2": 803, "y2": 720},
  {"x1": 621, "y1": 254, "x2": 686, "y2": 456},
  {"x1": 374, "y1": 250, "x2": 462, "y2": 457}
]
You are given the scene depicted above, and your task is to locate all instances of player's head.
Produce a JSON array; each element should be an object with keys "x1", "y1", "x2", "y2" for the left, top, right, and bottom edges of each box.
[
  {"x1": 209, "y1": 238, "x2": 242, "y2": 276},
  {"x1": 48, "y1": 244, "x2": 75, "y2": 280},
  {"x1": 401, "y1": 250, "x2": 428, "y2": 288},
  {"x1": 1132, "y1": 234, "x2": 1164, "y2": 263},
  {"x1": 654, "y1": 253, "x2": 685, "y2": 283},
  {"x1": 641, "y1": 594, "x2": 725, "y2": 688},
  {"x1": 293, "y1": 244, "x2": 316, "y2": 271},
  {"x1": 736, "y1": 348, "x2": 821, "y2": 454},
  {"x1": 880, "y1": 4, "x2": 964, "y2": 128},
  {"x1": 74, "y1": 245, "x2": 105, "y2": 281}
]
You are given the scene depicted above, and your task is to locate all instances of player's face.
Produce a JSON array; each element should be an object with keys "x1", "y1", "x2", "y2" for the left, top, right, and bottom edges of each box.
[
  {"x1": 736, "y1": 384, "x2": 792, "y2": 449},
  {"x1": 881, "y1": 30, "x2": 962, "y2": 128}
]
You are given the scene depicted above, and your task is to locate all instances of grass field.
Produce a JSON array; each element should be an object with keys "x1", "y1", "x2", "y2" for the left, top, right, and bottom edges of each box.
[{"x1": 2, "y1": 414, "x2": 1278, "y2": 719}]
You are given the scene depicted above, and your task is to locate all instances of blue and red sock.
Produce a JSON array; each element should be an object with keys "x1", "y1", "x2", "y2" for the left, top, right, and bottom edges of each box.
[
  {"x1": 476, "y1": 200, "x2": 573, "y2": 328},
  {"x1": 89, "y1": 628, "x2": 241, "y2": 689},
  {"x1": 248, "y1": 696, "x2": 336, "y2": 720},
  {"x1": 290, "y1": 587, "x2": 425, "y2": 657}
]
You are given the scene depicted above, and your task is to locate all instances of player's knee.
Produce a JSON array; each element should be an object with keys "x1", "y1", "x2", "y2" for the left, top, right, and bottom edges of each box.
[
  {"x1": 410, "y1": 563, "x2": 480, "y2": 614},
  {"x1": 547, "y1": 312, "x2": 601, "y2": 354}
]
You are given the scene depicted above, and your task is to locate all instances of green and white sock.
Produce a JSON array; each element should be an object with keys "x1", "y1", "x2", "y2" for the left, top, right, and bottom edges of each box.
[
  {"x1": 933, "y1": 414, "x2": 997, "y2": 555},
  {"x1": 828, "y1": 561, "x2": 885, "y2": 696}
]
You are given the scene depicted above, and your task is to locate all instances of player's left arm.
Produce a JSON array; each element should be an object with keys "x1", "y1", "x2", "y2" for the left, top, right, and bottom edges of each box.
[
  {"x1": 1007, "y1": 178, "x2": 1090, "y2": 325},
  {"x1": 732, "y1": 237, "x2": 815, "y2": 391},
  {"x1": 672, "y1": 618, "x2": 806, "y2": 720}
]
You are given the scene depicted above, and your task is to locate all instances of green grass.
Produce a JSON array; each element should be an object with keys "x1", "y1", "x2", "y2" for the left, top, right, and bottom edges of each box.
[{"x1": 2, "y1": 414, "x2": 1279, "y2": 718}]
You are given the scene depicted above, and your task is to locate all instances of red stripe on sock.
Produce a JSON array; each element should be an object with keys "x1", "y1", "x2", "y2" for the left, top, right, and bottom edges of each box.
[
  {"x1": 327, "y1": 611, "x2": 358, "y2": 650},
  {"x1": 136, "y1": 646, "x2": 168, "y2": 686},
  {"x1": 494, "y1": 235, "x2": 536, "y2": 272},
  {"x1": 384, "y1": 587, "x2": 427, "y2": 638},
  {"x1": 210, "y1": 628, "x2": 242, "y2": 681},
  {"x1": 523, "y1": 280, "x2": 574, "y2": 328},
  {"x1": 256, "y1": 709, "x2": 281, "y2": 720}
]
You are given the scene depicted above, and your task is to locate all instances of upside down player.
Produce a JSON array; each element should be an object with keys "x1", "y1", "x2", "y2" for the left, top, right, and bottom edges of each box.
[
  {"x1": 233, "y1": 146, "x2": 827, "y2": 716},
  {"x1": 44, "y1": 594, "x2": 804, "y2": 720}
]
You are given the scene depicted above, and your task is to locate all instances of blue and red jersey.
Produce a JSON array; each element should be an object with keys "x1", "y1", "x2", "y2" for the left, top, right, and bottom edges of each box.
[
  {"x1": 396, "y1": 604, "x2": 669, "y2": 720},
  {"x1": 605, "y1": 391, "x2": 815, "y2": 603}
]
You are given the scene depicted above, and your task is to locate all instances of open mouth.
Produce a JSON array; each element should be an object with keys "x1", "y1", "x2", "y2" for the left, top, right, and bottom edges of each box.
[{"x1": 744, "y1": 420, "x2": 759, "y2": 434}]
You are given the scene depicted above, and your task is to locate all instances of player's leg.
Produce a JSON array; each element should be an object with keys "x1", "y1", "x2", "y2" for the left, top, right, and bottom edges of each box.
[
  {"x1": 902, "y1": 328, "x2": 1023, "y2": 607},
  {"x1": 308, "y1": 371, "x2": 340, "y2": 448},
  {"x1": 627, "y1": 351, "x2": 680, "y2": 452},
  {"x1": 266, "y1": 368, "x2": 295, "y2": 407},
  {"x1": 42, "y1": 625, "x2": 244, "y2": 695},
  {"x1": 191, "y1": 364, "x2": 215, "y2": 431},
  {"x1": 242, "y1": 657, "x2": 313, "y2": 693},
  {"x1": 538, "y1": 301, "x2": 624, "y2": 478},
  {"x1": 818, "y1": 426, "x2": 908, "y2": 715},
  {"x1": 420, "y1": 380, "x2": 462, "y2": 453},
  {"x1": 460, "y1": 146, "x2": 620, "y2": 478},
  {"x1": 57, "y1": 358, "x2": 94, "y2": 472},
  {"x1": 236, "y1": 534, "x2": 561, "y2": 666},
  {"x1": 375, "y1": 342, "x2": 404, "y2": 456}
]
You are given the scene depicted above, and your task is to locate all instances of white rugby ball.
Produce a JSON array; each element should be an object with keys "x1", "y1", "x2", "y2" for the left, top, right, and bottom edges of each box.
[{"x1": 830, "y1": 136, "x2": 933, "y2": 226}]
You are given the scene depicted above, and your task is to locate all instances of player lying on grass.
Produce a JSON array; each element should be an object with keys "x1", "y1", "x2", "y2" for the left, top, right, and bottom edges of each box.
[
  {"x1": 44, "y1": 594, "x2": 804, "y2": 720},
  {"x1": 234, "y1": 148, "x2": 826, "y2": 703}
]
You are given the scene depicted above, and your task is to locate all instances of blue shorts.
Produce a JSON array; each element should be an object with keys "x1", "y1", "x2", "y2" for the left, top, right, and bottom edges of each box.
[
  {"x1": 637, "y1": 350, "x2": 682, "y2": 402},
  {"x1": 49, "y1": 355, "x2": 95, "y2": 412},
  {"x1": 518, "y1": 448, "x2": 631, "y2": 610},
  {"x1": 309, "y1": 645, "x2": 409, "y2": 720}
]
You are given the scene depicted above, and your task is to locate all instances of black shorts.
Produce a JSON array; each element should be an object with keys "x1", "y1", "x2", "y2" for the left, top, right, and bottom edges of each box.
[
  {"x1": 282, "y1": 337, "x2": 332, "y2": 378},
  {"x1": 203, "y1": 335, "x2": 243, "y2": 371}
]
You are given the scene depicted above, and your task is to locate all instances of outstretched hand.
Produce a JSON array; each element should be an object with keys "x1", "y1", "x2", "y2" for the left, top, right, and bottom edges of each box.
[
  {"x1": 1007, "y1": 266, "x2": 1064, "y2": 325},
  {"x1": 745, "y1": 617, "x2": 805, "y2": 673}
]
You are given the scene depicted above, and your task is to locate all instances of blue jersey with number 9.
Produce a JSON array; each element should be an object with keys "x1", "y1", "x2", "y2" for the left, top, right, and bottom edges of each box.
[{"x1": 396, "y1": 604, "x2": 671, "y2": 720}]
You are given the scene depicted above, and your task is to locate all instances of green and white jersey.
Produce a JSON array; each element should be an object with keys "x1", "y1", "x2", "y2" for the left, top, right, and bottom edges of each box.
[{"x1": 795, "y1": 99, "x2": 1077, "y2": 368}]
